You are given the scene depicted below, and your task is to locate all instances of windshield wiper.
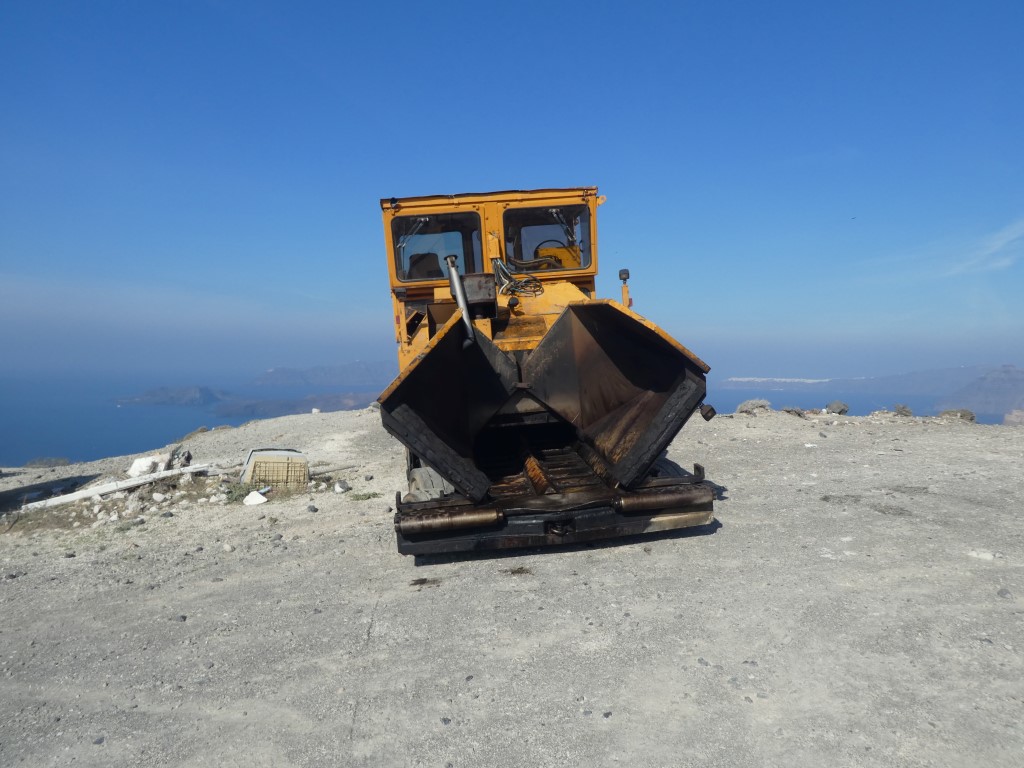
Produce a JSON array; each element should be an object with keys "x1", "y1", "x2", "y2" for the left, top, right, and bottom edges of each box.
[
  {"x1": 396, "y1": 217, "x2": 429, "y2": 259},
  {"x1": 548, "y1": 208, "x2": 576, "y2": 244}
]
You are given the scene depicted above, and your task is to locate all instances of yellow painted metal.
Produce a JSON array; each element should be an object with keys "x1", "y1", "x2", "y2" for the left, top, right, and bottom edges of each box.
[
  {"x1": 378, "y1": 187, "x2": 710, "y2": 374},
  {"x1": 535, "y1": 244, "x2": 582, "y2": 268},
  {"x1": 377, "y1": 311, "x2": 465, "y2": 404},
  {"x1": 382, "y1": 188, "x2": 602, "y2": 370}
]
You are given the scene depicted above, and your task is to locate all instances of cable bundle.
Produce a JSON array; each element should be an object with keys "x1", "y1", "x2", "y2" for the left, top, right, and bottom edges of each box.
[{"x1": 492, "y1": 259, "x2": 543, "y2": 297}]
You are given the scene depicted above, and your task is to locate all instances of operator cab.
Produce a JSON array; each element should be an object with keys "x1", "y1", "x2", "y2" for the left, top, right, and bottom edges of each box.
[{"x1": 382, "y1": 188, "x2": 602, "y2": 369}]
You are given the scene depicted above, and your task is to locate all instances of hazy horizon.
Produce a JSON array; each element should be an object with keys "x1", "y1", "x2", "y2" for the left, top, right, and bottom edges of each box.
[{"x1": 3, "y1": 353, "x2": 1022, "y2": 390}]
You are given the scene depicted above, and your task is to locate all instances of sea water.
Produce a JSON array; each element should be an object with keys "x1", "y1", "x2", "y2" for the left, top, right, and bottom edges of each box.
[{"x1": 0, "y1": 373, "x2": 370, "y2": 467}]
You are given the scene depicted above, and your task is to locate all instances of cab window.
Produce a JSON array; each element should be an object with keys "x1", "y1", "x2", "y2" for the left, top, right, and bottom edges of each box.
[
  {"x1": 392, "y1": 212, "x2": 481, "y2": 281},
  {"x1": 503, "y1": 205, "x2": 591, "y2": 271}
]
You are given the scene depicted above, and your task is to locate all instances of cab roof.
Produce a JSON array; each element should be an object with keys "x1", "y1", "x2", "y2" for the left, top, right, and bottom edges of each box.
[{"x1": 379, "y1": 187, "x2": 599, "y2": 211}]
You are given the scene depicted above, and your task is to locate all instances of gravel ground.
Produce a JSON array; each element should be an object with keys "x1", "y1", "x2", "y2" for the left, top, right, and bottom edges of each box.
[{"x1": 1, "y1": 406, "x2": 1022, "y2": 767}]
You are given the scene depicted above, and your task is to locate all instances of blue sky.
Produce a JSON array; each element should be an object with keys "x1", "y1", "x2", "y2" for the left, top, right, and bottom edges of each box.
[{"x1": 1, "y1": 0, "x2": 1022, "y2": 382}]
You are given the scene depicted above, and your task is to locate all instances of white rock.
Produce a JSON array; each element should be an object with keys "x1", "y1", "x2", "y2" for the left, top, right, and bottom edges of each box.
[
  {"x1": 126, "y1": 453, "x2": 170, "y2": 478},
  {"x1": 243, "y1": 491, "x2": 268, "y2": 506},
  {"x1": 127, "y1": 457, "x2": 158, "y2": 477},
  {"x1": 222, "y1": 543, "x2": 235, "y2": 552},
  {"x1": 152, "y1": 492, "x2": 167, "y2": 503},
  {"x1": 311, "y1": 408, "x2": 321, "y2": 414}
]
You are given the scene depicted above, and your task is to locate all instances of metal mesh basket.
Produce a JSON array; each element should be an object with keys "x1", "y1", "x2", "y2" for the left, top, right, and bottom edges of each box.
[{"x1": 240, "y1": 449, "x2": 309, "y2": 489}]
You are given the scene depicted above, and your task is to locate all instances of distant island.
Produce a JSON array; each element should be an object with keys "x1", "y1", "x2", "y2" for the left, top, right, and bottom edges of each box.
[
  {"x1": 116, "y1": 386, "x2": 230, "y2": 407},
  {"x1": 936, "y1": 366, "x2": 1024, "y2": 416},
  {"x1": 116, "y1": 361, "x2": 395, "y2": 419}
]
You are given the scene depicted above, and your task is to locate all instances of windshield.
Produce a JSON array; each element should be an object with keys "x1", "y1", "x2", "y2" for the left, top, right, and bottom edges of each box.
[
  {"x1": 503, "y1": 205, "x2": 592, "y2": 271},
  {"x1": 392, "y1": 211, "x2": 482, "y2": 281}
]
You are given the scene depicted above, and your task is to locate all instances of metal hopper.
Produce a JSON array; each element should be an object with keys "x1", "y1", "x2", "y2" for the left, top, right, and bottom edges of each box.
[{"x1": 379, "y1": 300, "x2": 709, "y2": 502}]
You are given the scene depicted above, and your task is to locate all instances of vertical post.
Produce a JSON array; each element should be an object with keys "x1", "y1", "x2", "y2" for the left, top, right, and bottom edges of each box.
[
  {"x1": 446, "y1": 254, "x2": 476, "y2": 345},
  {"x1": 619, "y1": 268, "x2": 632, "y2": 308}
]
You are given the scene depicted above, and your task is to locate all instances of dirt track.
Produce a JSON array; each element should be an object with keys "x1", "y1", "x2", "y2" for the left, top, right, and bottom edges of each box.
[{"x1": 2, "y1": 407, "x2": 1022, "y2": 767}]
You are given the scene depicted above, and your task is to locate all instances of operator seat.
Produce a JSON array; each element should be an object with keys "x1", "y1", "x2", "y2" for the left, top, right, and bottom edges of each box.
[{"x1": 407, "y1": 252, "x2": 444, "y2": 279}]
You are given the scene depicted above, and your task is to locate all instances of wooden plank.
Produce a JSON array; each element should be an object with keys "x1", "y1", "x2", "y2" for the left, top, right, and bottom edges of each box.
[{"x1": 22, "y1": 465, "x2": 212, "y2": 510}]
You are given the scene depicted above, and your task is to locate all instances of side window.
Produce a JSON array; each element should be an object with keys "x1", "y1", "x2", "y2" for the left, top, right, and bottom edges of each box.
[
  {"x1": 392, "y1": 212, "x2": 482, "y2": 281},
  {"x1": 503, "y1": 205, "x2": 592, "y2": 271}
]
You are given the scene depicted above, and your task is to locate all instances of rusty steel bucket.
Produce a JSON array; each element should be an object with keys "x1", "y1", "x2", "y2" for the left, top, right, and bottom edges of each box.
[{"x1": 378, "y1": 300, "x2": 710, "y2": 503}]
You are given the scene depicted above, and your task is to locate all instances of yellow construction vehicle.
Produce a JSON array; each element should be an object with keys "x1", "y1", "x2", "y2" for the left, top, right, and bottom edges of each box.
[{"x1": 377, "y1": 187, "x2": 717, "y2": 555}]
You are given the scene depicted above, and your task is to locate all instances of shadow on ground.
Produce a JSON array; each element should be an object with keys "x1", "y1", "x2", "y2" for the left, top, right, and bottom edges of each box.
[
  {"x1": 413, "y1": 519, "x2": 723, "y2": 567},
  {"x1": 0, "y1": 474, "x2": 101, "y2": 514}
]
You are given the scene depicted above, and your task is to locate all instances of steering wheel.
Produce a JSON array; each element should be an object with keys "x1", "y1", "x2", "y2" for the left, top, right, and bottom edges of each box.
[{"x1": 532, "y1": 239, "x2": 567, "y2": 260}]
